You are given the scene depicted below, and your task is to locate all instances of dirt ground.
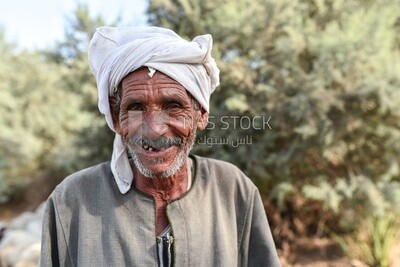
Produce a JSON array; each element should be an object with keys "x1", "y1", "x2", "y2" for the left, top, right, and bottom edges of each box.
[
  {"x1": 0, "y1": 172, "x2": 58, "y2": 221},
  {"x1": 278, "y1": 236, "x2": 400, "y2": 267},
  {"x1": 278, "y1": 237, "x2": 354, "y2": 267}
]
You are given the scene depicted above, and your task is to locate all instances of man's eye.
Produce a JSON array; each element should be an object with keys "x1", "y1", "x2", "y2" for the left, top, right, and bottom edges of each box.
[
  {"x1": 128, "y1": 103, "x2": 143, "y2": 111},
  {"x1": 164, "y1": 101, "x2": 183, "y2": 110}
]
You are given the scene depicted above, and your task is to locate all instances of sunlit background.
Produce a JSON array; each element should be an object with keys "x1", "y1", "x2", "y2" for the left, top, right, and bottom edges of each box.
[
  {"x1": 0, "y1": 0, "x2": 147, "y2": 49},
  {"x1": 1, "y1": 1, "x2": 400, "y2": 266}
]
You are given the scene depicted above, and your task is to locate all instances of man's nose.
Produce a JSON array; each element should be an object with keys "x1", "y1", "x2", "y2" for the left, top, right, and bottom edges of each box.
[{"x1": 142, "y1": 110, "x2": 169, "y2": 139}]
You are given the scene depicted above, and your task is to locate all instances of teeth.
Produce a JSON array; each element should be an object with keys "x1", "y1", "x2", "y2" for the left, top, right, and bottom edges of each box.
[
  {"x1": 142, "y1": 143, "x2": 155, "y2": 151},
  {"x1": 142, "y1": 142, "x2": 167, "y2": 152}
]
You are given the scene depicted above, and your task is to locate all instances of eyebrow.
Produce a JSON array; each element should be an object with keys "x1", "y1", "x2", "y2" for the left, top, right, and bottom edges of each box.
[
  {"x1": 160, "y1": 95, "x2": 188, "y2": 104},
  {"x1": 122, "y1": 94, "x2": 188, "y2": 104},
  {"x1": 121, "y1": 96, "x2": 146, "y2": 106}
]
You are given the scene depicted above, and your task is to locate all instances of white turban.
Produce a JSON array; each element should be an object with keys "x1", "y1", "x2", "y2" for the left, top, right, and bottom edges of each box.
[{"x1": 88, "y1": 26, "x2": 220, "y2": 193}]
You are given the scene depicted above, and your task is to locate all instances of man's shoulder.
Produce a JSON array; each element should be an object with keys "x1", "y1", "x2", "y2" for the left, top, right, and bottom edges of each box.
[
  {"x1": 52, "y1": 161, "x2": 112, "y2": 197},
  {"x1": 192, "y1": 154, "x2": 257, "y2": 191},
  {"x1": 63, "y1": 161, "x2": 111, "y2": 184},
  {"x1": 194, "y1": 154, "x2": 240, "y2": 172}
]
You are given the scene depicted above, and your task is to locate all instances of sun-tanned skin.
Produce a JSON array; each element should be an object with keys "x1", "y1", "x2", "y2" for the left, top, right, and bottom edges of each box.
[{"x1": 110, "y1": 68, "x2": 208, "y2": 235}]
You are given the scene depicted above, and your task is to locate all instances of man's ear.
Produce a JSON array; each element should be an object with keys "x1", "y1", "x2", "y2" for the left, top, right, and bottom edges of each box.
[
  {"x1": 197, "y1": 109, "x2": 209, "y2": 131},
  {"x1": 109, "y1": 96, "x2": 121, "y2": 133}
]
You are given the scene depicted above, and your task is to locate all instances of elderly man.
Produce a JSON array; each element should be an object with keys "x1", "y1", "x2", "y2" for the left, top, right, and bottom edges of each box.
[{"x1": 39, "y1": 26, "x2": 281, "y2": 266}]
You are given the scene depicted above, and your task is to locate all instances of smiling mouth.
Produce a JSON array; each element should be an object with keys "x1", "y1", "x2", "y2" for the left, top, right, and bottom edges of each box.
[
  {"x1": 142, "y1": 143, "x2": 165, "y2": 152},
  {"x1": 128, "y1": 137, "x2": 182, "y2": 154}
]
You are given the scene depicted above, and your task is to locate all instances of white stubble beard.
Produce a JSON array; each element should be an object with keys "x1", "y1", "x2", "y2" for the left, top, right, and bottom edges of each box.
[{"x1": 126, "y1": 127, "x2": 197, "y2": 179}]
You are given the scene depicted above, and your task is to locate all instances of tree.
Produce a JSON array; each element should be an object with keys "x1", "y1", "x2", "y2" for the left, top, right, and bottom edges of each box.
[
  {"x1": 0, "y1": 34, "x2": 90, "y2": 202},
  {"x1": 44, "y1": 4, "x2": 117, "y2": 171},
  {"x1": 0, "y1": 4, "x2": 118, "y2": 203},
  {"x1": 147, "y1": 0, "x2": 400, "y2": 237}
]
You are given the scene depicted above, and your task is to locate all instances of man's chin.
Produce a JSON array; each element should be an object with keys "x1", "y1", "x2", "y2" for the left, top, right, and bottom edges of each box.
[{"x1": 131, "y1": 150, "x2": 187, "y2": 179}]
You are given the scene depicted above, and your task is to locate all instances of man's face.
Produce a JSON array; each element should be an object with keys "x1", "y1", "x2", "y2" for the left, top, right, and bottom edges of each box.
[{"x1": 112, "y1": 68, "x2": 208, "y2": 178}]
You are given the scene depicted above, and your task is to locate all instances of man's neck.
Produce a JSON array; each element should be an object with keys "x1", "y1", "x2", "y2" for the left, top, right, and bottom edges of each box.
[
  {"x1": 132, "y1": 159, "x2": 189, "y2": 201},
  {"x1": 131, "y1": 158, "x2": 190, "y2": 235}
]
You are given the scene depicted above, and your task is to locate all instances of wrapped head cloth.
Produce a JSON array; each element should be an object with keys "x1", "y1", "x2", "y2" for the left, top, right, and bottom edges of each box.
[{"x1": 88, "y1": 26, "x2": 220, "y2": 193}]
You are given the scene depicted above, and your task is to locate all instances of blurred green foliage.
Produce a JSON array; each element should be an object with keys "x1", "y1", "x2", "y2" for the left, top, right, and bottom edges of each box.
[
  {"x1": 44, "y1": 4, "x2": 116, "y2": 171},
  {"x1": 0, "y1": 5, "x2": 113, "y2": 202},
  {"x1": 334, "y1": 211, "x2": 400, "y2": 267},
  {"x1": 0, "y1": 34, "x2": 91, "y2": 202},
  {"x1": 148, "y1": 0, "x2": 400, "y2": 230}
]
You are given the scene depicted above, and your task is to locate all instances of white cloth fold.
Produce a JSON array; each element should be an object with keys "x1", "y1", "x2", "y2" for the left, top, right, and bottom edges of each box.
[{"x1": 88, "y1": 26, "x2": 220, "y2": 193}]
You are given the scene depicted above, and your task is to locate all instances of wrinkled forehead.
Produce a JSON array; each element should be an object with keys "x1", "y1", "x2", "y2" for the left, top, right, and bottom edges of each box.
[{"x1": 120, "y1": 67, "x2": 190, "y2": 95}]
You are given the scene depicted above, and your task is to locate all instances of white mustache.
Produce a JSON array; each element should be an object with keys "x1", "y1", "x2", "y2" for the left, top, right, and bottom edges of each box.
[{"x1": 128, "y1": 136, "x2": 182, "y2": 150}]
